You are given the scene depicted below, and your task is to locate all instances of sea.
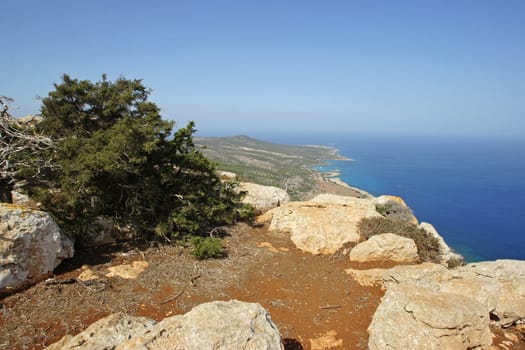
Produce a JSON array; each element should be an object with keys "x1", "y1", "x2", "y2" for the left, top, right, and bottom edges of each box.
[{"x1": 254, "y1": 132, "x2": 525, "y2": 262}]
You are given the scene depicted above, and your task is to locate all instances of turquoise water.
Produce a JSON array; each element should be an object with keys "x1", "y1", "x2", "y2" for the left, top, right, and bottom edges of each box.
[{"x1": 256, "y1": 133, "x2": 525, "y2": 262}]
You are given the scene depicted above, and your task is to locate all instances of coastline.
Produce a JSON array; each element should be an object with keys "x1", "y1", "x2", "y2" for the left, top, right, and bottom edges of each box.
[{"x1": 305, "y1": 146, "x2": 371, "y2": 199}]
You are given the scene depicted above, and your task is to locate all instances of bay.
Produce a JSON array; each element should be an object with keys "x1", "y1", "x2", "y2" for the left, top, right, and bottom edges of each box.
[{"x1": 254, "y1": 132, "x2": 525, "y2": 262}]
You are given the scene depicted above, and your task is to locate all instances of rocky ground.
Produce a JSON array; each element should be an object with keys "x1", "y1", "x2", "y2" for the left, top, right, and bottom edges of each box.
[
  {"x1": 0, "y1": 220, "x2": 384, "y2": 350},
  {"x1": 2, "y1": 178, "x2": 525, "y2": 350}
]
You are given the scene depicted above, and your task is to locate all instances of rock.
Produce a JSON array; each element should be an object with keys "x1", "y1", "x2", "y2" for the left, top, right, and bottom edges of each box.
[
  {"x1": 118, "y1": 300, "x2": 283, "y2": 349},
  {"x1": 443, "y1": 260, "x2": 525, "y2": 325},
  {"x1": 77, "y1": 265, "x2": 99, "y2": 282},
  {"x1": 309, "y1": 330, "x2": 343, "y2": 349},
  {"x1": 349, "y1": 233, "x2": 419, "y2": 263},
  {"x1": 10, "y1": 191, "x2": 31, "y2": 207},
  {"x1": 46, "y1": 301, "x2": 282, "y2": 350},
  {"x1": 106, "y1": 261, "x2": 149, "y2": 279},
  {"x1": 0, "y1": 203, "x2": 74, "y2": 294},
  {"x1": 374, "y1": 195, "x2": 419, "y2": 224},
  {"x1": 262, "y1": 195, "x2": 379, "y2": 254},
  {"x1": 355, "y1": 260, "x2": 525, "y2": 347},
  {"x1": 368, "y1": 284, "x2": 492, "y2": 350},
  {"x1": 346, "y1": 262, "x2": 449, "y2": 288},
  {"x1": 82, "y1": 216, "x2": 125, "y2": 246},
  {"x1": 45, "y1": 313, "x2": 156, "y2": 350},
  {"x1": 240, "y1": 182, "x2": 290, "y2": 213},
  {"x1": 420, "y1": 222, "x2": 464, "y2": 267},
  {"x1": 217, "y1": 170, "x2": 237, "y2": 180}
]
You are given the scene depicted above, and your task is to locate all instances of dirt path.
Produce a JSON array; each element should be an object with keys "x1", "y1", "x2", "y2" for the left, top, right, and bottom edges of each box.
[{"x1": 0, "y1": 221, "x2": 384, "y2": 350}]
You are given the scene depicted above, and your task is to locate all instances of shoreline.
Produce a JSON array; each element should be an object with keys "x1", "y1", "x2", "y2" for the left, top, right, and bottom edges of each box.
[{"x1": 307, "y1": 146, "x2": 371, "y2": 199}]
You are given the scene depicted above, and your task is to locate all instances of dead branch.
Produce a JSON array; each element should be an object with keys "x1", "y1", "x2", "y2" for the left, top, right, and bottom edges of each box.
[
  {"x1": 319, "y1": 305, "x2": 342, "y2": 310},
  {"x1": 0, "y1": 96, "x2": 55, "y2": 184},
  {"x1": 159, "y1": 289, "x2": 185, "y2": 304}
]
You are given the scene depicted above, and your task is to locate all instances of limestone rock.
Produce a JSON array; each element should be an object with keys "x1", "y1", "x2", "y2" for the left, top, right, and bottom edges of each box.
[
  {"x1": 46, "y1": 300, "x2": 282, "y2": 350},
  {"x1": 45, "y1": 313, "x2": 156, "y2": 350},
  {"x1": 374, "y1": 195, "x2": 419, "y2": 224},
  {"x1": 217, "y1": 170, "x2": 237, "y2": 180},
  {"x1": 420, "y1": 222, "x2": 464, "y2": 267},
  {"x1": 10, "y1": 191, "x2": 31, "y2": 207},
  {"x1": 106, "y1": 261, "x2": 149, "y2": 279},
  {"x1": 368, "y1": 284, "x2": 492, "y2": 350},
  {"x1": 0, "y1": 204, "x2": 74, "y2": 294},
  {"x1": 79, "y1": 216, "x2": 138, "y2": 247},
  {"x1": 346, "y1": 262, "x2": 449, "y2": 288},
  {"x1": 349, "y1": 233, "x2": 419, "y2": 263},
  {"x1": 240, "y1": 182, "x2": 290, "y2": 213},
  {"x1": 263, "y1": 195, "x2": 379, "y2": 254},
  {"x1": 118, "y1": 300, "x2": 283, "y2": 349},
  {"x1": 443, "y1": 260, "x2": 525, "y2": 325}
]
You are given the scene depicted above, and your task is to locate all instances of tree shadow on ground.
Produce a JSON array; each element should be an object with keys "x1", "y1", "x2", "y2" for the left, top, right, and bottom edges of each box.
[
  {"x1": 283, "y1": 338, "x2": 304, "y2": 350},
  {"x1": 53, "y1": 240, "x2": 152, "y2": 275}
]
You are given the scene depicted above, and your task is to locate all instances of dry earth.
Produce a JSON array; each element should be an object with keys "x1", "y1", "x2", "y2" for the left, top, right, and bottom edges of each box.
[{"x1": 0, "y1": 220, "x2": 385, "y2": 350}]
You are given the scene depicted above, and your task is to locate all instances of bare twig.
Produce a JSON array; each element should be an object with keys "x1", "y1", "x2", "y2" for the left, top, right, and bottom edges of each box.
[
  {"x1": 159, "y1": 289, "x2": 185, "y2": 305},
  {"x1": 319, "y1": 305, "x2": 342, "y2": 310}
]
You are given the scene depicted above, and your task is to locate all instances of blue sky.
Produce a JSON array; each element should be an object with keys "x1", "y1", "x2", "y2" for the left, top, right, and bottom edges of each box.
[{"x1": 2, "y1": 0, "x2": 525, "y2": 137}]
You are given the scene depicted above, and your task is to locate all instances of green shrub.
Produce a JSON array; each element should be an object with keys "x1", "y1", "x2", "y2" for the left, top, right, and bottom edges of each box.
[
  {"x1": 358, "y1": 217, "x2": 441, "y2": 263},
  {"x1": 190, "y1": 237, "x2": 224, "y2": 260},
  {"x1": 375, "y1": 200, "x2": 415, "y2": 222}
]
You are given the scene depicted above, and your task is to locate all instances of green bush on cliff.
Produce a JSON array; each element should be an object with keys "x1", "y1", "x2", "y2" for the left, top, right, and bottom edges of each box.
[
  {"x1": 358, "y1": 217, "x2": 441, "y2": 263},
  {"x1": 375, "y1": 200, "x2": 415, "y2": 222},
  {"x1": 17, "y1": 74, "x2": 253, "y2": 242}
]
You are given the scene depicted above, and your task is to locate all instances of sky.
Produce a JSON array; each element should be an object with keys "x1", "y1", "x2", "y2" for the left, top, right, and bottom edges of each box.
[{"x1": 2, "y1": 0, "x2": 525, "y2": 137}]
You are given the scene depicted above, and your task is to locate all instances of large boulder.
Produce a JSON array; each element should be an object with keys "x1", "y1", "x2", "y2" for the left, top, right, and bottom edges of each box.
[
  {"x1": 260, "y1": 194, "x2": 380, "y2": 254},
  {"x1": 368, "y1": 284, "x2": 492, "y2": 350},
  {"x1": 0, "y1": 204, "x2": 74, "y2": 294},
  {"x1": 350, "y1": 260, "x2": 525, "y2": 348},
  {"x1": 240, "y1": 182, "x2": 290, "y2": 213},
  {"x1": 349, "y1": 259, "x2": 525, "y2": 326},
  {"x1": 443, "y1": 260, "x2": 525, "y2": 325},
  {"x1": 420, "y1": 222, "x2": 464, "y2": 267},
  {"x1": 45, "y1": 313, "x2": 156, "y2": 350},
  {"x1": 46, "y1": 300, "x2": 283, "y2": 350},
  {"x1": 349, "y1": 233, "x2": 419, "y2": 263}
]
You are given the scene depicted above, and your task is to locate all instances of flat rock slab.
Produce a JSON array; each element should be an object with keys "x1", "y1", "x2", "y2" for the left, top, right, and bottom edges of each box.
[{"x1": 260, "y1": 195, "x2": 380, "y2": 254}]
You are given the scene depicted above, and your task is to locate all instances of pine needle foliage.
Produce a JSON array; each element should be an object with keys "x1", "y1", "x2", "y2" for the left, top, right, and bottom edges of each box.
[{"x1": 18, "y1": 74, "x2": 253, "y2": 241}]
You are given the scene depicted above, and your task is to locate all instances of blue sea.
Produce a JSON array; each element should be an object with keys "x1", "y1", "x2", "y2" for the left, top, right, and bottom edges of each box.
[{"x1": 255, "y1": 132, "x2": 525, "y2": 262}]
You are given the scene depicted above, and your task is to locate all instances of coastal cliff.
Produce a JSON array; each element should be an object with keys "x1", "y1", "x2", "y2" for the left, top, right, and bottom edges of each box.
[{"x1": 1, "y1": 136, "x2": 524, "y2": 350}]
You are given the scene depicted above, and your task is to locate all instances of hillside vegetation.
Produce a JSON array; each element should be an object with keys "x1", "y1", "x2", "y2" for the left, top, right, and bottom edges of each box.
[{"x1": 196, "y1": 135, "x2": 345, "y2": 198}]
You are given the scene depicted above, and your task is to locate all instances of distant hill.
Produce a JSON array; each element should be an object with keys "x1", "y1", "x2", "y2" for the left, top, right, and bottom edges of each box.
[{"x1": 195, "y1": 135, "x2": 343, "y2": 199}]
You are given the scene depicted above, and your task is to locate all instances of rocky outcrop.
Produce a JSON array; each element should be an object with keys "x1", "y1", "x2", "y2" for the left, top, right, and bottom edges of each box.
[
  {"x1": 0, "y1": 203, "x2": 74, "y2": 294},
  {"x1": 420, "y1": 222, "x2": 464, "y2": 267},
  {"x1": 374, "y1": 195, "x2": 419, "y2": 224},
  {"x1": 46, "y1": 300, "x2": 283, "y2": 350},
  {"x1": 45, "y1": 313, "x2": 156, "y2": 350},
  {"x1": 240, "y1": 182, "x2": 290, "y2": 213},
  {"x1": 368, "y1": 284, "x2": 492, "y2": 350},
  {"x1": 259, "y1": 194, "x2": 380, "y2": 254},
  {"x1": 444, "y1": 260, "x2": 525, "y2": 326},
  {"x1": 349, "y1": 233, "x2": 419, "y2": 263},
  {"x1": 352, "y1": 260, "x2": 525, "y2": 348}
]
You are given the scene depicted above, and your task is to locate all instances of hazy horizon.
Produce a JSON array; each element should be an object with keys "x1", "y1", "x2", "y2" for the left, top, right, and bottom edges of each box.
[{"x1": 3, "y1": 0, "x2": 524, "y2": 138}]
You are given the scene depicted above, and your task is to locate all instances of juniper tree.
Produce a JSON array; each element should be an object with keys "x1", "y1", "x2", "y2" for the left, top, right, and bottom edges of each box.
[{"x1": 18, "y1": 75, "x2": 253, "y2": 240}]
